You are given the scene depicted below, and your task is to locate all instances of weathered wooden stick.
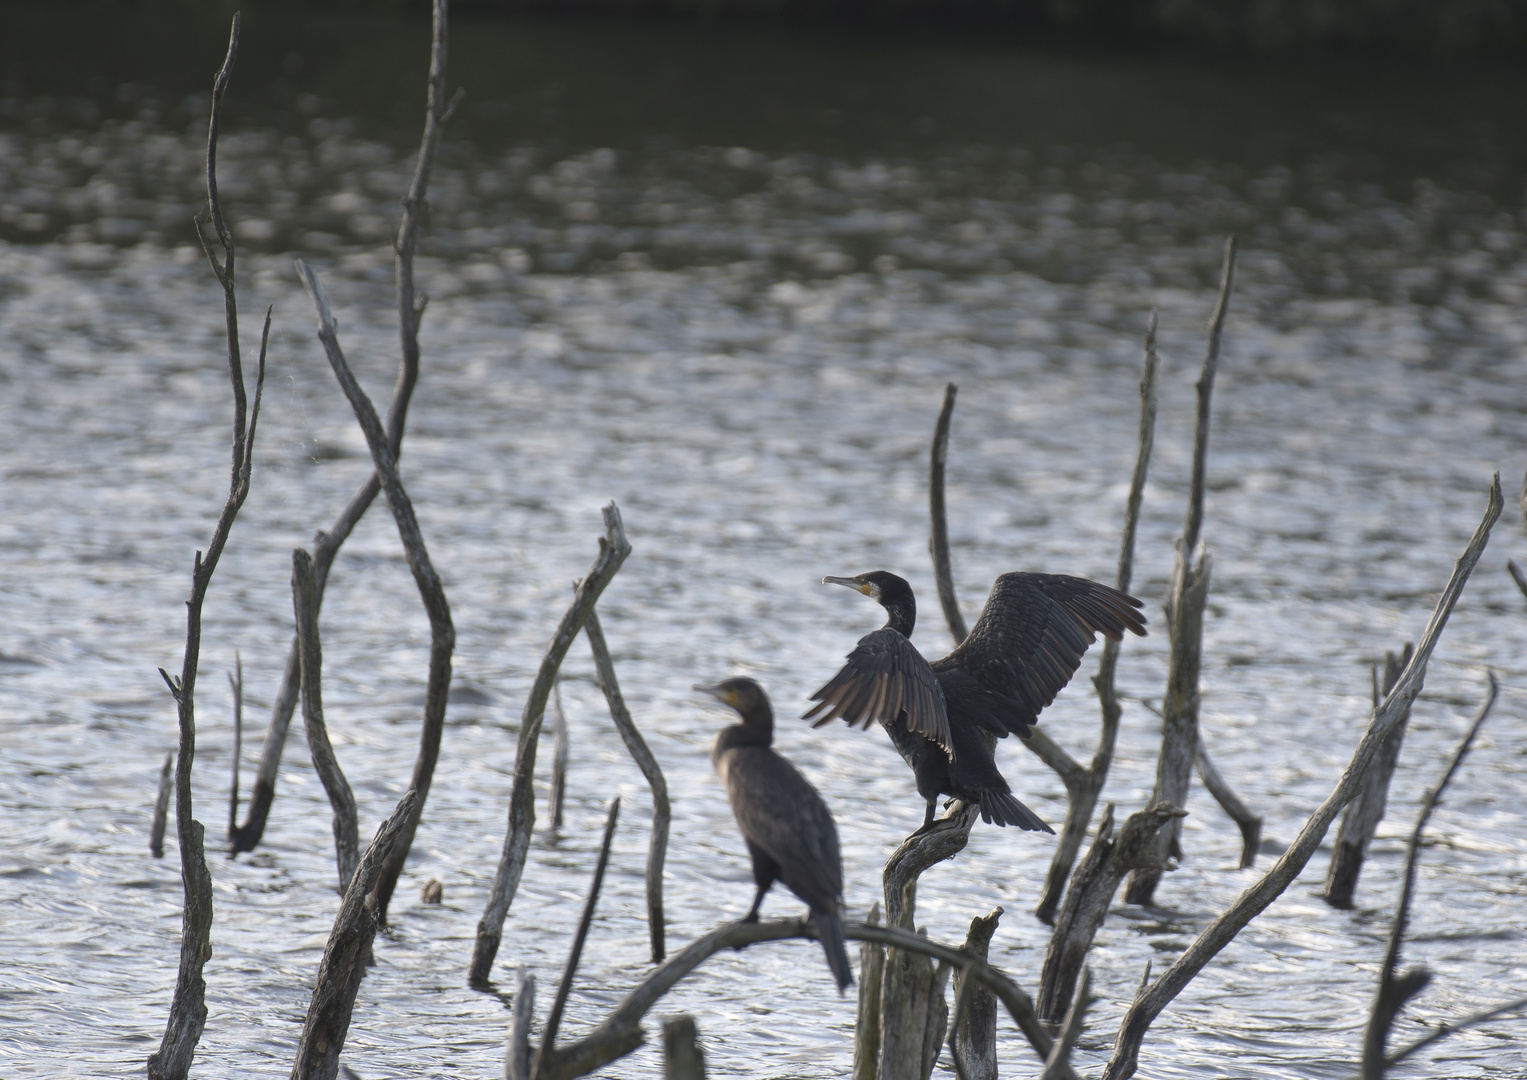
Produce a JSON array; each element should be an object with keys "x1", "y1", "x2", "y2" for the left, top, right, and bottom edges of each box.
[
  {"x1": 1127, "y1": 240, "x2": 1248, "y2": 906},
  {"x1": 230, "y1": 0, "x2": 453, "y2": 859},
  {"x1": 148, "y1": 16, "x2": 267, "y2": 1078},
  {"x1": 852, "y1": 903, "x2": 884, "y2": 1080},
  {"x1": 547, "y1": 680, "x2": 569, "y2": 832},
  {"x1": 1382, "y1": 992, "x2": 1527, "y2": 1070},
  {"x1": 662, "y1": 1015, "x2": 706, "y2": 1080},
  {"x1": 948, "y1": 907, "x2": 1002, "y2": 1080},
  {"x1": 1360, "y1": 672, "x2": 1499, "y2": 1079},
  {"x1": 470, "y1": 505, "x2": 632, "y2": 985},
  {"x1": 1037, "y1": 803, "x2": 1183, "y2": 1024},
  {"x1": 1040, "y1": 965, "x2": 1093, "y2": 1080},
  {"x1": 534, "y1": 918, "x2": 1062, "y2": 1080},
  {"x1": 1508, "y1": 558, "x2": 1527, "y2": 601},
  {"x1": 929, "y1": 381, "x2": 968, "y2": 646},
  {"x1": 1324, "y1": 644, "x2": 1415, "y2": 909},
  {"x1": 884, "y1": 803, "x2": 980, "y2": 930},
  {"x1": 1037, "y1": 309, "x2": 1160, "y2": 924},
  {"x1": 227, "y1": 657, "x2": 242, "y2": 845},
  {"x1": 151, "y1": 752, "x2": 173, "y2": 858},
  {"x1": 1194, "y1": 739, "x2": 1262, "y2": 868},
  {"x1": 1103, "y1": 475, "x2": 1504, "y2": 1080},
  {"x1": 294, "y1": 256, "x2": 457, "y2": 924},
  {"x1": 507, "y1": 968, "x2": 535, "y2": 1080},
  {"x1": 293, "y1": 547, "x2": 359, "y2": 892},
  {"x1": 290, "y1": 790, "x2": 418, "y2": 1080},
  {"x1": 584, "y1": 607, "x2": 670, "y2": 963},
  {"x1": 532, "y1": 797, "x2": 621, "y2": 1080}
]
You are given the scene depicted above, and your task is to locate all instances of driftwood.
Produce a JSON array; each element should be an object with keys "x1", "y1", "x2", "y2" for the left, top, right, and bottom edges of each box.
[
  {"x1": 1037, "y1": 803, "x2": 1184, "y2": 1024},
  {"x1": 293, "y1": 547, "x2": 359, "y2": 891},
  {"x1": 947, "y1": 907, "x2": 1002, "y2": 1080},
  {"x1": 1126, "y1": 236, "x2": 1260, "y2": 905},
  {"x1": 662, "y1": 1015, "x2": 706, "y2": 1080},
  {"x1": 584, "y1": 607, "x2": 670, "y2": 963},
  {"x1": 1036, "y1": 309, "x2": 1160, "y2": 924},
  {"x1": 290, "y1": 790, "x2": 418, "y2": 1080},
  {"x1": 230, "y1": 0, "x2": 455, "y2": 860},
  {"x1": 547, "y1": 681, "x2": 569, "y2": 832},
  {"x1": 295, "y1": 248, "x2": 458, "y2": 924},
  {"x1": 531, "y1": 918, "x2": 1060, "y2": 1080},
  {"x1": 1360, "y1": 673, "x2": 1499, "y2": 1078},
  {"x1": 470, "y1": 505, "x2": 632, "y2": 985},
  {"x1": 150, "y1": 752, "x2": 173, "y2": 858},
  {"x1": 1102, "y1": 475, "x2": 1504, "y2": 1079},
  {"x1": 1323, "y1": 644, "x2": 1415, "y2": 909},
  {"x1": 148, "y1": 15, "x2": 269, "y2": 1079}
]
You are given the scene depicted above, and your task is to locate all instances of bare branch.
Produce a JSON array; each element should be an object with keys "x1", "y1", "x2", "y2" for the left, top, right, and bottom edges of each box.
[
  {"x1": 662, "y1": 1015, "x2": 706, "y2": 1080},
  {"x1": 948, "y1": 907, "x2": 1002, "y2": 1080},
  {"x1": 1195, "y1": 740, "x2": 1262, "y2": 868},
  {"x1": 150, "y1": 752, "x2": 173, "y2": 858},
  {"x1": 293, "y1": 547, "x2": 359, "y2": 892},
  {"x1": 1507, "y1": 558, "x2": 1527, "y2": 602},
  {"x1": 853, "y1": 903, "x2": 884, "y2": 1080},
  {"x1": 547, "y1": 680, "x2": 569, "y2": 832},
  {"x1": 883, "y1": 802, "x2": 979, "y2": 930},
  {"x1": 471, "y1": 505, "x2": 632, "y2": 985},
  {"x1": 507, "y1": 969, "x2": 535, "y2": 1080},
  {"x1": 1383, "y1": 993, "x2": 1527, "y2": 1070},
  {"x1": 929, "y1": 382, "x2": 967, "y2": 645},
  {"x1": 1041, "y1": 965, "x2": 1094, "y2": 1080},
  {"x1": 585, "y1": 607, "x2": 670, "y2": 963},
  {"x1": 227, "y1": 657, "x2": 242, "y2": 845},
  {"x1": 1103, "y1": 474, "x2": 1504, "y2": 1080},
  {"x1": 1182, "y1": 236, "x2": 1236, "y2": 562},
  {"x1": 1361, "y1": 671, "x2": 1500, "y2": 1078},
  {"x1": 291, "y1": 790, "x2": 418, "y2": 1080}
]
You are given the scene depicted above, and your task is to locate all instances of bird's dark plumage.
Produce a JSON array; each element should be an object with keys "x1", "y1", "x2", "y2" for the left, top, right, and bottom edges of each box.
[
  {"x1": 804, "y1": 570, "x2": 1146, "y2": 831},
  {"x1": 701, "y1": 677, "x2": 853, "y2": 993}
]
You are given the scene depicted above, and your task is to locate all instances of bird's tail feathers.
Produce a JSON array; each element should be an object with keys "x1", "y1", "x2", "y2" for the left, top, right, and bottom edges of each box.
[
  {"x1": 813, "y1": 911, "x2": 855, "y2": 994},
  {"x1": 979, "y1": 790, "x2": 1054, "y2": 834}
]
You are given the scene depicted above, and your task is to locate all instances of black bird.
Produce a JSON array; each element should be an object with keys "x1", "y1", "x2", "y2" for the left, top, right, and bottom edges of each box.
[
  {"x1": 699, "y1": 676, "x2": 854, "y2": 994},
  {"x1": 804, "y1": 571, "x2": 1147, "y2": 831}
]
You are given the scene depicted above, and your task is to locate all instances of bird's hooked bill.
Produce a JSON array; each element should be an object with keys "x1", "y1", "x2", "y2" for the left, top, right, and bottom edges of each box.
[{"x1": 822, "y1": 575, "x2": 873, "y2": 595}]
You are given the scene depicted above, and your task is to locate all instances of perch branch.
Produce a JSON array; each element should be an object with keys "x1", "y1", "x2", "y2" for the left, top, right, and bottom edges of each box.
[
  {"x1": 470, "y1": 504, "x2": 632, "y2": 985},
  {"x1": 1103, "y1": 474, "x2": 1504, "y2": 1079},
  {"x1": 1360, "y1": 671, "x2": 1499, "y2": 1078},
  {"x1": 149, "y1": 16, "x2": 267, "y2": 1078},
  {"x1": 584, "y1": 607, "x2": 670, "y2": 963}
]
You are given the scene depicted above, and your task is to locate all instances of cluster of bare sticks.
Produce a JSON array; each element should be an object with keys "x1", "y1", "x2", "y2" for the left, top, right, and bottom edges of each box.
[{"x1": 146, "y1": 5, "x2": 1523, "y2": 1079}]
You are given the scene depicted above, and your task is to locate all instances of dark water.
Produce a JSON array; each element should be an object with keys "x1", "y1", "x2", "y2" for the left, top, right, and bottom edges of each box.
[{"x1": 2, "y1": 5, "x2": 1526, "y2": 1078}]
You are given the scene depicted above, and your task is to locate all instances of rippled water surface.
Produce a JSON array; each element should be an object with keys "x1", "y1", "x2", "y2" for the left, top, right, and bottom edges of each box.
[{"x1": 3, "y1": 6, "x2": 1527, "y2": 1078}]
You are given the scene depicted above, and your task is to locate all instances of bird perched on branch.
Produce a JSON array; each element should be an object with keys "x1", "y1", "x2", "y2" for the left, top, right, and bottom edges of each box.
[
  {"x1": 699, "y1": 676, "x2": 854, "y2": 994},
  {"x1": 805, "y1": 570, "x2": 1146, "y2": 832}
]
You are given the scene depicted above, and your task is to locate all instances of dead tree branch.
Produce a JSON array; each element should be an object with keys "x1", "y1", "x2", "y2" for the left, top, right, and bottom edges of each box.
[
  {"x1": 291, "y1": 790, "x2": 418, "y2": 1080},
  {"x1": 662, "y1": 1015, "x2": 706, "y2": 1080},
  {"x1": 231, "y1": 0, "x2": 453, "y2": 858},
  {"x1": 1037, "y1": 309, "x2": 1160, "y2": 924},
  {"x1": 531, "y1": 798, "x2": 622, "y2": 1080},
  {"x1": 929, "y1": 381, "x2": 968, "y2": 646},
  {"x1": 508, "y1": 969, "x2": 536, "y2": 1080},
  {"x1": 294, "y1": 257, "x2": 457, "y2": 923},
  {"x1": 1127, "y1": 237, "x2": 1253, "y2": 905},
  {"x1": 227, "y1": 657, "x2": 242, "y2": 845},
  {"x1": 531, "y1": 918, "x2": 1059, "y2": 1080},
  {"x1": 293, "y1": 547, "x2": 359, "y2": 891},
  {"x1": 1324, "y1": 644, "x2": 1415, "y2": 909},
  {"x1": 1103, "y1": 474, "x2": 1504, "y2": 1080},
  {"x1": 547, "y1": 681, "x2": 569, "y2": 832},
  {"x1": 1194, "y1": 739, "x2": 1262, "y2": 867},
  {"x1": 852, "y1": 903, "x2": 884, "y2": 1080},
  {"x1": 470, "y1": 505, "x2": 632, "y2": 985},
  {"x1": 1381, "y1": 994, "x2": 1527, "y2": 1071},
  {"x1": 1040, "y1": 965, "x2": 1094, "y2": 1080},
  {"x1": 148, "y1": 15, "x2": 268, "y2": 1078},
  {"x1": 948, "y1": 907, "x2": 1002, "y2": 1080},
  {"x1": 151, "y1": 752, "x2": 174, "y2": 858},
  {"x1": 1360, "y1": 671, "x2": 1499, "y2": 1078},
  {"x1": 584, "y1": 607, "x2": 670, "y2": 963}
]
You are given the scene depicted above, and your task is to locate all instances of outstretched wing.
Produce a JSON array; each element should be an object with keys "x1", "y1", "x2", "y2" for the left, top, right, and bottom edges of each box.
[
  {"x1": 935, "y1": 573, "x2": 1147, "y2": 737},
  {"x1": 803, "y1": 628, "x2": 951, "y2": 756}
]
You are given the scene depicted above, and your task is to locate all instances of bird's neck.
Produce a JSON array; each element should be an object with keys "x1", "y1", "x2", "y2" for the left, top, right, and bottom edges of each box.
[
  {"x1": 714, "y1": 719, "x2": 772, "y2": 753},
  {"x1": 882, "y1": 597, "x2": 916, "y2": 638}
]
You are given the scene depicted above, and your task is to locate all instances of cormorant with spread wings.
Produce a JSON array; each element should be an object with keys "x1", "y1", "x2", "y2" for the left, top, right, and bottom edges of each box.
[{"x1": 804, "y1": 570, "x2": 1146, "y2": 831}]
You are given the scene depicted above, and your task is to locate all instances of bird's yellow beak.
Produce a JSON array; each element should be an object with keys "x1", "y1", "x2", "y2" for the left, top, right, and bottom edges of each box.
[{"x1": 693, "y1": 682, "x2": 736, "y2": 707}]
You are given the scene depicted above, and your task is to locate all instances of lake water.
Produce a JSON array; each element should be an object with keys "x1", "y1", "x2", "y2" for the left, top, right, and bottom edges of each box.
[{"x1": 2, "y1": 6, "x2": 1526, "y2": 1078}]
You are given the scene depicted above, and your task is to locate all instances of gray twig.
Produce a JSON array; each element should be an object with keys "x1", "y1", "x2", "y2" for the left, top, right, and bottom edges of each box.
[
  {"x1": 470, "y1": 505, "x2": 632, "y2": 985},
  {"x1": 1103, "y1": 475, "x2": 1504, "y2": 1080},
  {"x1": 929, "y1": 382, "x2": 967, "y2": 645},
  {"x1": 227, "y1": 656, "x2": 242, "y2": 845},
  {"x1": 1382, "y1": 993, "x2": 1527, "y2": 1070},
  {"x1": 1036, "y1": 308, "x2": 1159, "y2": 924},
  {"x1": 1360, "y1": 672, "x2": 1500, "y2": 1078},
  {"x1": 548, "y1": 680, "x2": 568, "y2": 832},
  {"x1": 533, "y1": 797, "x2": 622, "y2": 1080},
  {"x1": 291, "y1": 790, "x2": 418, "y2": 1080},
  {"x1": 151, "y1": 752, "x2": 174, "y2": 858},
  {"x1": 149, "y1": 15, "x2": 267, "y2": 1078},
  {"x1": 585, "y1": 607, "x2": 670, "y2": 963},
  {"x1": 1507, "y1": 559, "x2": 1527, "y2": 602},
  {"x1": 293, "y1": 548, "x2": 359, "y2": 892},
  {"x1": 231, "y1": 0, "x2": 452, "y2": 859},
  {"x1": 294, "y1": 257, "x2": 457, "y2": 924}
]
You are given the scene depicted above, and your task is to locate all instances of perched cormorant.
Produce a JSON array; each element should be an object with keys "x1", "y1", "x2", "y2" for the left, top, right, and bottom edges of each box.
[
  {"x1": 699, "y1": 676, "x2": 854, "y2": 993},
  {"x1": 804, "y1": 571, "x2": 1146, "y2": 831}
]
